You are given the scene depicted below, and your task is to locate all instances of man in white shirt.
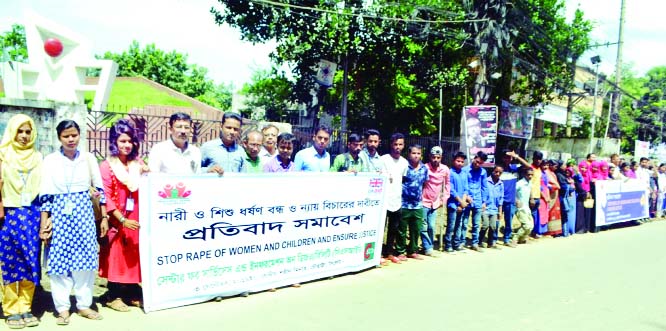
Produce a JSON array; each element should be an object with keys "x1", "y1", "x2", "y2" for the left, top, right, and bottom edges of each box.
[
  {"x1": 514, "y1": 167, "x2": 534, "y2": 244},
  {"x1": 260, "y1": 124, "x2": 280, "y2": 159},
  {"x1": 380, "y1": 133, "x2": 408, "y2": 264},
  {"x1": 635, "y1": 157, "x2": 653, "y2": 222},
  {"x1": 148, "y1": 112, "x2": 201, "y2": 175}
]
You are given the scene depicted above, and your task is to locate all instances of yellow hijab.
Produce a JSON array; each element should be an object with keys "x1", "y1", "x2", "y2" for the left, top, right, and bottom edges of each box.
[{"x1": 0, "y1": 114, "x2": 42, "y2": 206}]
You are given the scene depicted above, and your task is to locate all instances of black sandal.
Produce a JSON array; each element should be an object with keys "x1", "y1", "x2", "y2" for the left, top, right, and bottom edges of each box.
[
  {"x1": 20, "y1": 313, "x2": 39, "y2": 327},
  {"x1": 6, "y1": 314, "x2": 25, "y2": 329}
]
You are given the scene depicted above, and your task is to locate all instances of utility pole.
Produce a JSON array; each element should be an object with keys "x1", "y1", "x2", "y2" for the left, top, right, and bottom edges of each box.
[
  {"x1": 589, "y1": 58, "x2": 601, "y2": 154},
  {"x1": 612, "y1": 0, "x2": 625, "y2": 125},
  {"x1": 438, "y1": 87, "x2": 443, "y2": 144},
  {"x1": 340, "y1": 53, "x2": 348, "y2": 134}
]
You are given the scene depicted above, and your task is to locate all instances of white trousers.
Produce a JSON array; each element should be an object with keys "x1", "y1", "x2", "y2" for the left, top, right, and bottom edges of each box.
[{"x1": 49, "y1": 270, "x2": 96, "y2": 312}]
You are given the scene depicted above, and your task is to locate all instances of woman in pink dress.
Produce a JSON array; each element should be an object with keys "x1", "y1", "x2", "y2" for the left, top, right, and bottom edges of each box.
[{"x1": 99, "y1": 119, "x2": 149, "y2": 311}]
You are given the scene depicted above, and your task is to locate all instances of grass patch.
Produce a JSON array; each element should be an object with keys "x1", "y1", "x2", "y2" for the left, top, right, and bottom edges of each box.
[{"x1": 85, "y1": 79, "x2": 194, "y2": 111}]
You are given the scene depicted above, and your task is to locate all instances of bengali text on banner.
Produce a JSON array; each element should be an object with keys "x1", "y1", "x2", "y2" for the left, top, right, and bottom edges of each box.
[
  {"x1": 594, "y1": 179, "x2": 649, "y2": 226},
  {"x1": 139, "y1": 172, "x2": 387, "y2": 312}
]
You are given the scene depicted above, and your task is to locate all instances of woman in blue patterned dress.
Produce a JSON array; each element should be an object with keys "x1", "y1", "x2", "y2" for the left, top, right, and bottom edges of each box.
[
  {"x1": 39, "y1": 120, "x2": 109, "y2": 325},
  {"x1": 0, "y1": 114, "x2": 43, "y2": 328}
]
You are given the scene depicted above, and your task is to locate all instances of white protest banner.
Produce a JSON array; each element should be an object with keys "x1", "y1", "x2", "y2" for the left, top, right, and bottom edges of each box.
[
  {"x1": 139, "y1": 172, "x2": 387, "y2": 312},
  {"x1": 594, "y1": 179, "x2": 649, "y2": 226}
]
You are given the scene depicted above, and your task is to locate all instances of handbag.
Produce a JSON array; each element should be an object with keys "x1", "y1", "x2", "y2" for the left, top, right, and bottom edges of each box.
[{"x1": 583, "y1": 198, "x2": 595, "y2": 209}]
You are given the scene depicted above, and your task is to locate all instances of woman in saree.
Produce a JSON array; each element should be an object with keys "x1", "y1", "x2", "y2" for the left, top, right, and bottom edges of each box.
[{"x1": 545, "y1": 160, "x2": 562, "y2": 236}]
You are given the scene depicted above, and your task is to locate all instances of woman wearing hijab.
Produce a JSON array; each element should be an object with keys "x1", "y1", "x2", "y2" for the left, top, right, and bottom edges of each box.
[
  {"x1": 575, "y1": 161, "x2": 592, "y2": 233},
  {"x1": 589, "y1": 161, "x2": 603, "y2": 232},
  {"x1": 99, "y1": 119, "x2": 149, "y2": 311},
  {"x1": 0, "y1": 114, "x2": 43, "y2": 328},
  {"x1": 599, "y1": 161, "x2": 610, "y2": 180},
  {"x1": 39, "y1": 120, "x2": 109, "y2": 325},
  {"x1": 557, "y1": 161, "x2": 577, "y2": 237},
  {"x1": 621, "y1": 162, "x2": 634, "y2": 179}
]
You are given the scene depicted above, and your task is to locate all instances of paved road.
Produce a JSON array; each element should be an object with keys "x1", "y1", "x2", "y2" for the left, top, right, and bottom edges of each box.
[{"x1": 32, "y1": 221, "x2": 666, "y2": 331}]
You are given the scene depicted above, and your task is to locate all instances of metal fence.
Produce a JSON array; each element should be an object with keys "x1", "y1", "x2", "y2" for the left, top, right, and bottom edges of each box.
[{"x1": 87, "y1": 109, "x2": 461, "y2": 162}]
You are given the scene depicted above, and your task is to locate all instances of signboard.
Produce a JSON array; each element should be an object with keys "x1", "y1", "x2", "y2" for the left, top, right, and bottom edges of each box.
[
  {"x1": 534, "y1": 103, "x2": 568, "y2": 125},
  {"x1": 315, "y1": 59, "x2": 337, "y2": 87},
  {"x1": 461, "y1": 105, "x2": 497, "y2": 165},
  {"x1": 139, "y1": 172, "x2": 387, "y2": 312},
  {"x1": 594, "y1": 179, "x2": 649, "y2": 226},
  {"x1": 635, "y1": 140, "x2": 650, "y2": 159},
  {"x1": 498, "y1": 100, "x2": 534, "y2": 139}
]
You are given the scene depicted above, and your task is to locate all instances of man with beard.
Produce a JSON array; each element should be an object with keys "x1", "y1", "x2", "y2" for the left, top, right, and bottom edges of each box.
[
  {"x1": 330, "y1": 133, "x2": 367, "y2": 172},
  {"x1": 360, "y1": 129, "x2": 382, "y2": 172},
  {"x1": 294, "y1": 126, "x2": 332, "y2": 172},
  {"x1": 149, "y1": 112, "x2": 201, "y2": 174},
  {"x1": 201, "y1": 112, "x2": 247, "y2": 175}
]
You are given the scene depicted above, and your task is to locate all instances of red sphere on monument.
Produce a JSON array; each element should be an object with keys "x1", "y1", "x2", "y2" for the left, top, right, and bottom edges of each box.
[{"x1": 44, "y1": 38, "x2": 64, "y2": 57}]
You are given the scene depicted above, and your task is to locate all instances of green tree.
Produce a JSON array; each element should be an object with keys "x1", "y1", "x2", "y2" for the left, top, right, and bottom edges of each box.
[
  {"x1": 213, "y1": 0, "x2": 591, "y2": 135},
  {"x1": 213, "y1": 0, "x2": 469, "y2": 134},
  {"x1": 633, "y1": 66, "x2": 666, "y2": 147},
  {"x1": 100, "y1": 41, "x2": 232, "y2": 110},
  {"x1": 240, "y1": 68, "x2": 295, "y2": 121},
  {"x1": 0, "y1": 24, "x2": 28, "y2": 62}
]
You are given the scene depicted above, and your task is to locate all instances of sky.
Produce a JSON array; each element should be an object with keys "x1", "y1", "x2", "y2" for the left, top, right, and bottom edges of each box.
[
  {"x1": 565, "y1": 0, "x2": 666, "y2": 78},
  {"x1": 1, "y1": 0, "x2": 664, "y2": 91}
]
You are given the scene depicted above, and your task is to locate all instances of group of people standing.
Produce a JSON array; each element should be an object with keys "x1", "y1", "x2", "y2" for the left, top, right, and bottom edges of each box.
[
  {"x1": 1, "y1": 110, "x2": 661, "y2": 327},
  {"x1": 0, "y1": 114, "x2": 146, "y2": 327}
]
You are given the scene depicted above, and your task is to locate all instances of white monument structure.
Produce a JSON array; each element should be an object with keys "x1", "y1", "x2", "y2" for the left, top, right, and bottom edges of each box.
[{"x1": 1, "y1": 12, "x2": 117, "y2": 111}]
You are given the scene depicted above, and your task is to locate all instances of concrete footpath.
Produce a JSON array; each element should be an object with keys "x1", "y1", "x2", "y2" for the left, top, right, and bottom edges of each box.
[{"x1": 29, "y1": 221, "x2": 666, "y2": 331}]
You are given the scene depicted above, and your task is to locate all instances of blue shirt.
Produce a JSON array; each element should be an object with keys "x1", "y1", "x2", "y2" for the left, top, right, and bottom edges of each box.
[
  {"x1": 485, "y1": 176, "x2": 504, "y2": 215},
  {"x1": 500, "y1": 163, "x2": 519, "y2": 204},
  {"x1": 401, "y1": 162, "x2": 428, "y2": 209},
  {"x1": 200, "y1": 139, "x2": 247, "y2": 173},
  {"x1": 447, "y1": 167, "x2": 470, "y2": 209},
  {"x1": 464, "y1": 165, "x2": 489, "y2": 209},
  {"x1": 293, "y1": 146, "x2": 330, "y2": 172}
]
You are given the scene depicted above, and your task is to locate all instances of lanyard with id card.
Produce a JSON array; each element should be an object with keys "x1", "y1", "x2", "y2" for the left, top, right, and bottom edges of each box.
[
  {"x1": 63, "y1": 200, "x2": 76, "y2": 215},
  {"x1": 126, "y1": 197, "x2": 135, "y2": 212},
  {"x1": 19, "y1": 170, "x2": 32, "y2": 207}
]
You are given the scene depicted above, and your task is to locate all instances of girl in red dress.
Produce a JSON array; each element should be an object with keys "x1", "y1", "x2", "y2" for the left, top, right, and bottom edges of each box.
[{"x1": 99, "y1": 119, "x2": 149, "y2": 311}]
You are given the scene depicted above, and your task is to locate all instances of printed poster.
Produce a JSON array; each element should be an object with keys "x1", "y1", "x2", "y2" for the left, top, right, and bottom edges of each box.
[
  {"x1": 461, "y1": 105, "x2": 497, "y2": 165},
  {"x1": 498, "y1": 100, "x2": 534, "y2": 139},
  {"x1": 139, "y1": 172, "x2": 387, "y2": 312}
]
